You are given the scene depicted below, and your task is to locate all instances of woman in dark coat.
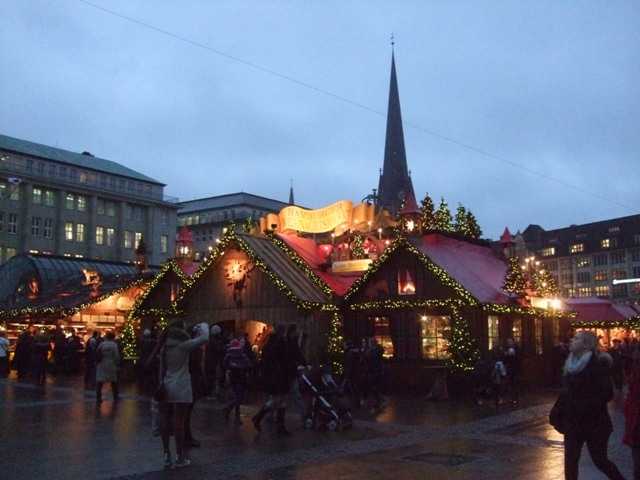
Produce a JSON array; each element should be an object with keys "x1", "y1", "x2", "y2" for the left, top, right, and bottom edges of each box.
[
  {"x1": 251, "y1": 324, "x2": 297, "y2": 435},
  {"x1": 560, "y1": 330, "x2": 625, "y2": 480}
]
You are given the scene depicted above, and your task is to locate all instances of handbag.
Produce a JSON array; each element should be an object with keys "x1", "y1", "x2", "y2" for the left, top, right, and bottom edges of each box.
[{"x1": 549, "y1": 377, "x2": 572, "y2": 434}]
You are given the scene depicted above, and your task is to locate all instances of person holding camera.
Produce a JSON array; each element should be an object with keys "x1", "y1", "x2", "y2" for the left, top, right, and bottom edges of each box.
[{"x1": 156, "y1": 318, "x2": 209, "y2": 468}]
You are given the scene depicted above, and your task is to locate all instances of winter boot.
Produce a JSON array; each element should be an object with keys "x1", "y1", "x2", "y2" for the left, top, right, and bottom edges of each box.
[
  {"x1": 276, "y1": 407, "x2": 291, "y2": 436},
  {"x1": 252, "y1": 406, "x2": 269, "y2": 432}
]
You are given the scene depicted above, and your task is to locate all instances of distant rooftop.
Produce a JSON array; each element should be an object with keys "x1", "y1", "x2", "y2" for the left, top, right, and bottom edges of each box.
[
  {"x1": 178, "y1": 192, "x2": 292, "y2": 214},
  {"x1": 0, "y1": 134, "x2": 163, "y2": 185}
]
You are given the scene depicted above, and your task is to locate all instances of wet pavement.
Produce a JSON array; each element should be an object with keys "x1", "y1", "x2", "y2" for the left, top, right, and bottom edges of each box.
[{"x1": 0, "y1": 373, "x2": 633, "y2": 480}]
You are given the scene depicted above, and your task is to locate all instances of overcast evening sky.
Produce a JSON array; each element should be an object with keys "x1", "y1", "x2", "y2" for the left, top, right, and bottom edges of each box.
[{"x1": 1, "y1": 1, "x2": 638, "y2": 240}]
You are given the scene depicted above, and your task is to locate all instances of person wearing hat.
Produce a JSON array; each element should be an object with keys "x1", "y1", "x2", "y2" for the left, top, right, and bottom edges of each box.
[{"x1": 222, "y1": 337, "x2": 254, "y2": 424}]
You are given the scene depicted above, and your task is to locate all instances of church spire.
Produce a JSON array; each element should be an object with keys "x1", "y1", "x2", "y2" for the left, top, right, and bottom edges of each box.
[
  {"x1": 376, "y1": 45, "x2": 415, "y2": 217},
  {"x1": 289, "y1": 179, "x2": 295, "y2": 205}
]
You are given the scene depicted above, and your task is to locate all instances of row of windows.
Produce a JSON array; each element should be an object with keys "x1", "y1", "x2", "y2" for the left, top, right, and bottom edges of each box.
[
  {"x1": 543, "y1": 235, "x2": 640, "y2": 257},
  {"x1": 2, "y1": 154, "x2": 154, "y2": 198},
  {"x1": 563, "y1": 283, "x2": 640, "y2": 298},
  {"x1": 180, "y1": 209, "x2": 269, "y2": 227},
  {"x1": 1, "y1": 215, "x2": 168, "y2": 253}
]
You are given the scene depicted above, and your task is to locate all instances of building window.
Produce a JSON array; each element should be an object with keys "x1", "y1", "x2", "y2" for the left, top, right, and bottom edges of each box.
[
  {"x1": 511, "y1": 317, "x2": 522, "y2": 345},
  {"x1": 66, "y1": 194, "x2": 75, "y2": 210},
  {"x1": 561, "y1": 258, "x2": 572, "y2": 270},
  {"x1": 601, "y1": 239, "x2": 611, "y2": 249},
  {"x1": 372, "y1": 316, "x2": 393, "y2": 358},
  {"x1": 161, "y1": 235, "x2": 168, "y2": 253},
  {"x1": 577, "y1": 287, "x2": 592, "y2": 297},
  {"x1": 541, "y1": 247, "x2": 555, "y2": 256},
  {"x1": 612, "y1": 283, "x2": 627, "y2": 299},
  {"x1": 8, "y1": 213, "x2": 18, "y2": 234},
  {"x1": 77, "y1": 195, "x2": 87, "y2": 212},
  {"x1": 612, "y1": 252, "x2": 626, "y2": 264},
  {"x1": 97, "y1": 199, "x2": 105, "y2": 215},
  {"x1": 44, "y1": 190, "x2": 54, "y2": 207},
  {"x1": 576, "y1": 272, "x2": 591, "y2": 283},
  {"x1": 48, "y1": 164, "x2": 56, "y2": 177},
  {"x1": 534, "y1": 318, "x2": 543, "y2": 355},
  {"x1": 31, "y1": 217, "x2": 41, "y2": 236},
  {"x1": 595, "y1": 285, "x2": 610, "y2": 298},
  {"x1": 161, "y1": 210, "x2": 168, "y2": 226},
  {"x1": 134, "y1": 206, "x2": 143, "y2": 222},
  {"x1": 595, "y1": 270, "x2": 608, "y2": 282},
  {"x1": 32, "y1": 187, "x2": 42, "y2": 205},
  {"x1": 126, "y1": 205, "x2": 133, "y2": 220},
  {"x1": 76, "y1": 223, "x2": 85, "y2": 242},
  {"x1": 487, "y1": 315, "x2": 500, "y2": 350},
  {"x1": 421, "y1": 315, "x2": 452, "y2": 360},
  {"x1": 570, "y1": 243, "x2": 584, "y2": 253},
  {"x1": 79, "y1": 171, "x2": 87, "y2": 184},
  {"x1": 576, "y1": 256, "x2": 590, "y2": 268},
  {"x1": 612, "y1": 268, "x2": 627, "y2": 280},
  {"x1": 635, "y1": 234, "x2": 640, "y2": 246},
  {"x1": 397, "y1": 267, "x2": 416, "y2": 295},
  {"x1": 65, "y1": 222, "x2": 74, "y2": 241},
  {"x1": 96, "y1": 226, "x2": 104, "y2": 245},
  {"x1": 43, "y1": 218, "x2": 53, "y2": 238},
  {"x1": 632, "y1": 250, "x2": 640, "y2": 262},
  {"x1": 107, "y1": 201, "x2": 116, "y2": 217},
  {"x1": 594, "y1": 254, "x2": 608, "y2": 266},
  {"x1": 609, "y1": 226, "x2": 620, "y2": 233},
  {"x1": 561, "y1": 273, "x2": 573, "y2": 286},
  {"x1": 124, "y1": 230, "x2": 134, "y2": 249},
  {"x1": 106, "y1": 228, "x2": 115, "y2": 247},
  {"x1": 135, "y1": 231, "x2": 143, "y2": 248},
  {"x1": 59, "y1": 166, "x2": 67, "y2": 179},
  {"x1": 0, "y1": 211, "x2": 4, "y2": 232}
]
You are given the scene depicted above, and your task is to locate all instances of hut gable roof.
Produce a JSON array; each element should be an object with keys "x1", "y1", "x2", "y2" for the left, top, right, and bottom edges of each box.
[
  {"x1": 274, "y1": 233, "x2": 362, "y2": 296},
  {"x1": 178, "y1": 232, "x2": 336, "y2": 310},
  {"x1": 416, "y1": 234, "x2": 510, "y2": 304}
]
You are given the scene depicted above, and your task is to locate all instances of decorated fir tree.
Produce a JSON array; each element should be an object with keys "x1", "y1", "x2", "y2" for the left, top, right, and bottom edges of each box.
[
  {"x1": 325, "y1": 314, "x2": 345, "y2": 375},
  {"x1": 434, "y1": 197, "x2": 452, "y2": 233},
  {"x1": 454, "y1": 204, "x2": 469, "y2": 236},
  {"x1": 534, "y1": 268, "x2": 560, "y2": 298},
  {"x1": 420, "y1": 193, "x2": 437, "y2": 230},
  {"x1": 121, "y1": 317, "x2": 139, "y2": 358},
  {"x1": 465, "y1": 210, "x2": 483, "y2": 240},
  {"x1": 502, "y1": 256, "x2": 527, "y2": 297},
  {"x1": 243, "y1": 216, "x2": 257, "y2": 233}
]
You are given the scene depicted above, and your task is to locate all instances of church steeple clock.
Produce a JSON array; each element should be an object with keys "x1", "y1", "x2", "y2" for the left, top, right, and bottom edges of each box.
[{"x1": 175, "y1": 225, "x2": 195, "y2": 266}]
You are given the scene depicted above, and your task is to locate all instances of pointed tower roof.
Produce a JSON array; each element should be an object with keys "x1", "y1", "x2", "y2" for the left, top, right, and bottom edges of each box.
[
  {"x1": 289, "y1": 180, "x2": 295, "y2": 205},
  {"x1": 398, "y1": 191, "x2": 421, "y2": 216},
  {"x1": 499, "y1": 227, "x2": 515, "y2": 245},
  {"x1": 176, "y1": 225, "x2": 194, "y2": 243},
  {"x1": 377, "y1": 48, "x2": 416, "y2": 218}
]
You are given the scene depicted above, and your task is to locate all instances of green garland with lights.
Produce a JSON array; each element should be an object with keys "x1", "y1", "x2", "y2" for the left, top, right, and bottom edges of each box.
[
  {"x1": 325, "y1": 312, "x2": 345, "y2": 374},
  {"x1": 174, "y1": 224, "x2": 338, "y2": 312}
]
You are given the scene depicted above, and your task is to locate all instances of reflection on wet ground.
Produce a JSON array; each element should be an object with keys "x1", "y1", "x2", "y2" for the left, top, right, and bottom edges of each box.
[{"x1": 0, "y1": 375, "x2": 632, "y2": 480}]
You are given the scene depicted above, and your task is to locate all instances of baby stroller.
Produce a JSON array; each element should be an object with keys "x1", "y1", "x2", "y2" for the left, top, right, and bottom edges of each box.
[
  {"x1": 472, "y1": 357, "x2": 506, "y2": 406},
  {"x1": 300, "y1": 366, "x2": 353, "y2": 431}
]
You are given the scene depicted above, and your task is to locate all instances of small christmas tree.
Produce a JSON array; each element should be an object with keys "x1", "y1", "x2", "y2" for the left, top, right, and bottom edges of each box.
[
  {"x1": 454, "y1": 204, "x2": 469, "y2": 236},
  {"x1": 325, "y1": 314, "x2": 345, "y2": 375},
  {"x1": 534, "y1": 268, "x2": 560, "y2": 298},
  {"x1": 502, "y1": 256, "x2": 527, "y2": 297},
  {"x1": 465, "y1": 210, "x2": 482, "y2": 240},
  {"x1": 421, "y1": 193, "x2": 436, "y2": 230},
  {"x1": 434, "y1": 197, "x2": 452, "y2": 233}
]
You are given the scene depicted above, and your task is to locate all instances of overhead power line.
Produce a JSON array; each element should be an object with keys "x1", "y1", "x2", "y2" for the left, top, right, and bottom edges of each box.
[{"x1": 78, "y1": 0, "x2": 638, "y2": 215}]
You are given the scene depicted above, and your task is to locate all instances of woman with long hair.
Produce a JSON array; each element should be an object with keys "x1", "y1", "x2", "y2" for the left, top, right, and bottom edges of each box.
[{"x1": 560, "y1": 330, "x2": 625, "y2": 480}]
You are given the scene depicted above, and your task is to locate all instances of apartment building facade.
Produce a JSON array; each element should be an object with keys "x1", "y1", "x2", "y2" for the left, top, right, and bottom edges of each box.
[
  {"x1": 178, "y1": 192, "x2": 291, "y2": 261},
  {"x1": 515, "y1": 214, "x2": 640, "y2": 303},
  {"x1": 0, "y1": 134, "x2": 180, "y2": 266}
]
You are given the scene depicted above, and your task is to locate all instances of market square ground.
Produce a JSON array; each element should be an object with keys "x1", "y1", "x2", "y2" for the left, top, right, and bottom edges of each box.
[{"x1": 0, "y1": 373, "x2": 633, "y2": 480}]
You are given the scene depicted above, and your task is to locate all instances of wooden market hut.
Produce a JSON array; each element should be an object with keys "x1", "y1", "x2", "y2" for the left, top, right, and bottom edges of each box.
[
  {"x1": 171, "y1": 229, "x2": 339, "y2": 364},
  {"x1": 339, "y1": 233, "x2": 575, "y2": 393}
]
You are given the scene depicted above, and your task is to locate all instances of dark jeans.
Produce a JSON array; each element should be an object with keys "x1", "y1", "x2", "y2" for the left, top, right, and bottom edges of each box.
[
  {"x1": 564, "y1": 428, "x2": 625, "y2": 480},
  {"x1": 633, "y1": 445, "x2": 640, "y2": 480}
]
